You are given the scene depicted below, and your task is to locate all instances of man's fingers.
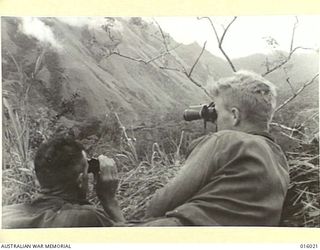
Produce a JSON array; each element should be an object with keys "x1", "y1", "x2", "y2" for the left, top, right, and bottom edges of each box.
[
  {"x1": 94, "y1": 155, "x2": 120, "y2": 199},
  {"x1": 98, "y1": 155, "x2": 116, "y2": 167},
  {"x1": 98, "y1": 154, "x2": 118, "y2": 178},
  {"x1": 109, "y1": 163, "x2": 118, "y2": 176}
]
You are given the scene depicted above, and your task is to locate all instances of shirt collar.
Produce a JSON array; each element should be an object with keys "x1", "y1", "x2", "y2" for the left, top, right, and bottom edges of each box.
[
  {"x1": 249, "y1": 131, "x2": 275, "y2": 142},
  {"x1": 33, "y1": 193, "x2": 91, "y2": 205}
]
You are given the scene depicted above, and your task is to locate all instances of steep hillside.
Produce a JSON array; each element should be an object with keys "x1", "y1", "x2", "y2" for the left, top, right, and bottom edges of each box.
[
  {"x1": 2, "y1": 16, "x2": 318, "y2": 130},
  {"x1": 2, "y1": 17, "x2": 211, "y2": 127}
]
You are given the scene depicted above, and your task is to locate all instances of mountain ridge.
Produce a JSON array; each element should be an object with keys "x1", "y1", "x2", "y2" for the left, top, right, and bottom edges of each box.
[{"x1": 2, "y1": 17, "x2": 318, "y2": 127}]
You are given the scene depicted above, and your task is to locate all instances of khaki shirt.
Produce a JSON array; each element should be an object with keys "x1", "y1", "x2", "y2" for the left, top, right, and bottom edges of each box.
[
  {"x1": 146, "y1": 130, "x2": 290, "y2": 226},
  {"x1": 2, "y1": 195, "x2": 115, "y2": 228}
]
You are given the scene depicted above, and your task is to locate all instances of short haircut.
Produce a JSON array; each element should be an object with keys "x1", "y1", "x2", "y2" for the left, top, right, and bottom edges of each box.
[
  {"x1": 34, "y1": 137, "x2": 85, "y2": 188},
  {"x1": 210, "y1": 70, "x2": 277, "y2": 124}
]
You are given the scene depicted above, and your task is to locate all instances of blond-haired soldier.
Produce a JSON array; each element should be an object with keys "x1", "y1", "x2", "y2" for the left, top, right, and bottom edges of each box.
[{"x1": 145, "y1": 71, "x2": 290, "y2": 226}]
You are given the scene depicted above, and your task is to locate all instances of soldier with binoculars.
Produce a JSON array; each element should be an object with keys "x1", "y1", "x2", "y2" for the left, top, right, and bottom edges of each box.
[
  {"x1": 143, "y1": 70, "x2": 290, "y2": 226},
  {"x1": 2, "y1": 70, "x2": 289, "y2": 227},
  {"x1": 2, "y1": 138, "x2": 125, "y2": 228}
]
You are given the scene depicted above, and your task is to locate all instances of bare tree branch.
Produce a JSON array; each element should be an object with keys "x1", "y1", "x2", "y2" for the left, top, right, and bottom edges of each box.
[
  {"x1": 159, "y1": 66, "x2": 211, "y2": 97},
  {"x1": 159, "y1": 66, "x2": 182, "y2": 73},
  {"x1": 275, "y1": 74, "x2": 319, "y2": 113},
  {"x1": 188, "y1": 41, "x2": 207, "y2": 77},
  {"x1": 198, "y1": 16, "x2": 237, "y2": 72},
  {"x1": 198, "y1": 17, "x2": 219, "y2": 43},
  {"x1": 283, "y1": 66, "x2": 295, "y2": 94},
  {"x1": 262, "y1": 17, "x2": 317, "y2": 77},
  {"x1": 106, "y1": 20, "x2": 212, "y2": 98},
  {"x1": 262, "y1": 46, "x2": 315, "y2": 76},
  {"x1": 285, "y1": 77, "x2": 295, "y2": 94},
  {"x1": 270, "y1": 122, "x2": 308, "y2": 138},
  {"x1": 188, "y1": 76, "x2": 211, "y2": 97},
  {"x1": 153, "y1": 21, "x2": 210, "y2": 97},
  {"x1": 168, "y1": 53, "x2": 188, "y2": 73},
  {"x1": 300, "y1": 111, "x2": 319, "y2": 128},
  {"x1": 220, "y1": 17, "x2": 237, "y2": 45},
  {"x1": 153, "y1": 19, "x2": 169, "y2": 52},
  {"x1": 109, "y1": 51, "x2": 145, "y2": 63},
  {"x1": 114, "y1": 112, "x2": 131, "y2": 142},
  {"x1": 107, "y1": 44, "x2": 181, "y2": 64},
  {"x1": 262, "y1": 57, "x2": 270, "y2": 72},
  {"x1": 146, "y1": 44, "x2": 182, "y2": 64},
  {"x1": 263, "y1": 16, "x2": 319, "y2": 126},
  {"x1": 290, "y1": 16, "x2": 299, "y2": 52},
  {"x1": 278, "y1": 130, "x2": 306, "y2": 143},
  {"x1": 150, "y1": 33, "x2": 164, "y2": 43}
]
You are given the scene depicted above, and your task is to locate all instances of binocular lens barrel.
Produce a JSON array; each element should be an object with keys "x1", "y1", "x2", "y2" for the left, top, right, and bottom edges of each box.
[
  {"x1": 183, "y1": 104, "x2": 217, "y2": 122},
  {"x1": 183, "y1": 109, "x2": 203, "y2": 121}
]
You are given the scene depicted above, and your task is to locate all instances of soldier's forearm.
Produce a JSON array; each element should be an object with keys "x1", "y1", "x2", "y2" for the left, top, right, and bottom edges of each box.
[{"x1": 100, "y1": 196, "x2": 125, "y2": 223}]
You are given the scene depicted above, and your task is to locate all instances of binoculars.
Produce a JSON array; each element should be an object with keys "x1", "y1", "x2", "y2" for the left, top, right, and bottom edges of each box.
[
  {"x1": 183, "y1": 102, "x2": 217, "y2": 123},
  {"x1": 87, "y1": 158, "x2": 100, "y2": 174}
]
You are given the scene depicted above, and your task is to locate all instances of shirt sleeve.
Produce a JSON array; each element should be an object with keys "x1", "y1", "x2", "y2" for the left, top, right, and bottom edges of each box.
[
  {"x1": 145, "y1": 135, "x2": 219, "y2": 218},
  {"x1": 2, "y1": 201, "x2": 116, "y2": 228},
  {"x1": 51, "y1": 206, "x2": 116, "y2": 227}
]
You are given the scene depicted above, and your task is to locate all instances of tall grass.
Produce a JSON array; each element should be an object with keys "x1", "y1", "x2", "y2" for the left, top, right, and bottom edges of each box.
[
  {"x1": 117, "y1": 138, "x2": 183, "y2": 220},
  {"x1": 2, "y1": 91, "x2": 319, "y2": 226},
  {"x1": 2, "y1": 103, "x2": 319, "y2": 226},
  {"x1": 2, "y1": 52, "x2": 39, "y2": 205},
  {"x1": 3, "y1": 99, "x2": 30, "y2": 167},
  {"x1": 88, "y1": 113, "x2": 185, "y2": 220},
  {"x1": 281, "y1": 148, "x2": 319, "y2": 227}
]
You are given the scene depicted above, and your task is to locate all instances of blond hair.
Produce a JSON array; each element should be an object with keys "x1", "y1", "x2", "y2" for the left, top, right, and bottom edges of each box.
[{"x1": 210, "y1": 70, "x2": 277, "y2": 124}]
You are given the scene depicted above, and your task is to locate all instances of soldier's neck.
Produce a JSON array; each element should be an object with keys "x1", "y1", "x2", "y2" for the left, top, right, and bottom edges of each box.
[
  {"x1": 40, "y1": 185, "x2": 85, "y2": 201},
  {"x1": 238, "y1": 122, "x2": 269, "y2": 133}
]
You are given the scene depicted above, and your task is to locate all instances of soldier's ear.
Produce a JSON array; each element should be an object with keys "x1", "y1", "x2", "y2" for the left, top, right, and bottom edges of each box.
[{"x1": 231, "y1": 107, "x2": 241, "y2": 126}]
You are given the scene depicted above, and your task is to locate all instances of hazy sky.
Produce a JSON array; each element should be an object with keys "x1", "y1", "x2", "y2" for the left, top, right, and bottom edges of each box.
[
  {"x1": 153, "y1": 16, "x2": 320, "y2": 58},
  {"x1": 19, "y1": 16, "x2": 319, "y2": 59}
]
